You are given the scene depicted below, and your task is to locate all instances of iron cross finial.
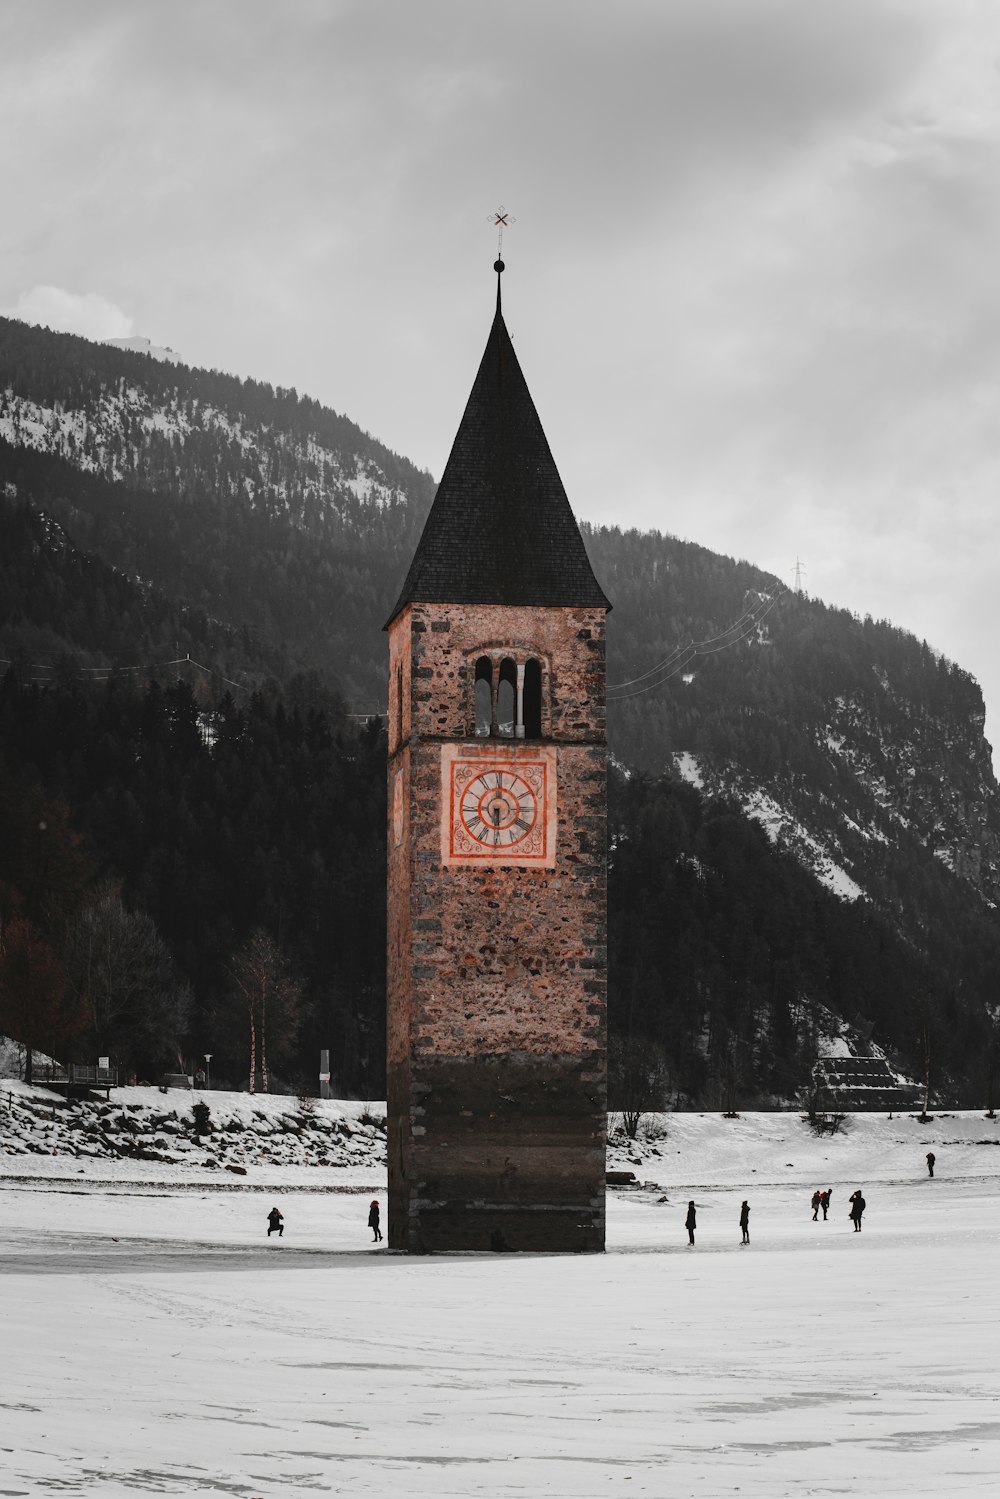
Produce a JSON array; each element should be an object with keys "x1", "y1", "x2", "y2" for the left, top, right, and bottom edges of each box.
[{"x1": 489, "y1": 205, "x2": 515, "y2": 258}]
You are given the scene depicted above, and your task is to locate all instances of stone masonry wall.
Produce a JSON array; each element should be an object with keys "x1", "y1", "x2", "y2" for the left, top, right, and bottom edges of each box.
[{"x1": 387, "y1": 601, "x2": 607, "y2": 1251}]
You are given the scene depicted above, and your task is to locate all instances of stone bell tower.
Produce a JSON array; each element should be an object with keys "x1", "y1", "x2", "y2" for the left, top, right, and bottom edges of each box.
[{"x1": 385, "y1": 258, "x2": 610, "y2": 1252}]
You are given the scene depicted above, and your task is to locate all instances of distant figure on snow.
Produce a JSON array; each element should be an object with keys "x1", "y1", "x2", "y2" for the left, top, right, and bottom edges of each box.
[
  {"x1": 267, "y1": 1206, "x2": 284, "y2": 1238},
  {"x1": 368, "y1": 1199, "x2": 383, "y2": 1242},
  {"x1": 849, "y1": 1190, "x2": 866, "y2": 1232},
  {"x1": 739, "y1": 1200, "x2": 750, "y2": 1245},
  {"x1": 820, "y1": 1188, "x2": 831, "y2": 1220},
  {"x1": 926, "y1": 1152, "x2": 936, "y2": 1178},
  {"x1": 811, "y1": 1189, "x2": 822, "y2": 1220},
  {"x1": 685, "y1": 1201, "x2": 697, "y2": 1246}
]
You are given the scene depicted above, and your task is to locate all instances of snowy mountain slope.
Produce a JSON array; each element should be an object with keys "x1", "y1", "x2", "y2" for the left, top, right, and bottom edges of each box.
[
  {"x1": 0, "y1": 380, "x2": 410, "y2": 523},
  {"x1": 663, "y1": 628, "x2": 1000, "y2": 915},
  {"x1": 587, "y1": 524, "x2": 1000, "y2": 921}
]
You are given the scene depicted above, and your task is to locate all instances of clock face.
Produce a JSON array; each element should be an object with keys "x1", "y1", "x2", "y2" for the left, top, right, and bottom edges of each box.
[
  {"x1": 441, "y1": 746, "x2": 556, "y2": 867},
  {"x1": 458, "y1": 769, "x2": 538, "y2": 850}
]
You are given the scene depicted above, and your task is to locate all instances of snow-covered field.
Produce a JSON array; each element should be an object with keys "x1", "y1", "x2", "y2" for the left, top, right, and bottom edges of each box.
[{"x1": 3, "y1": 1097, "x2": 999, "y2": 1497}]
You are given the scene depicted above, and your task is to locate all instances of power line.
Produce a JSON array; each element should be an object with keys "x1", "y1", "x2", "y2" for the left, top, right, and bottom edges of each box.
[
  {"x1": 0, "y1": 652, "x2": 247, "y2": 693},
  {"x1": 606, "y1": 587, "x2": 787, "y2": 702},
  {"x1": 606, "y1": 604, "x2": 763, "y2": 692}
]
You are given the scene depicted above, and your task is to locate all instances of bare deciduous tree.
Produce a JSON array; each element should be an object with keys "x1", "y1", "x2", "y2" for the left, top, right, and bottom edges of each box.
[
  {"x1": 225, "y1": 929, "x2": 303, "y2": 1094},
  {"x1": 608, "y1": 1034, "x2": 671, "y2": 1140}
]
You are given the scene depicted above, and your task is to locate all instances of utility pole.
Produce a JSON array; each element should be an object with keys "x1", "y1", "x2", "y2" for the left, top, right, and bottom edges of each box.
[{"x1": 793, "y1": 557, "x2": 806, "y2": 594}]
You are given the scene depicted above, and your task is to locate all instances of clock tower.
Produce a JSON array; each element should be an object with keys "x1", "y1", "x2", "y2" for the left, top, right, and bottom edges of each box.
[{"x1": 385, "y1": 260, "x2": 610, "y2": 1252}]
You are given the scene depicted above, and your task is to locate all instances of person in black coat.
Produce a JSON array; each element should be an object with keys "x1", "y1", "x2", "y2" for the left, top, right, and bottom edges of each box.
[
  {"x1": 926, "y1": 1152, "x2": 936, "y2": 1178},
  {"x1": 820, "y1": 1188, "x2": 831, "y2": 1220},
  {"x1": 266, "y1": 1206, "x2": 284, "y2": 1238},
  {"x1": 739, "y1": 1200, "x2": 750, "y2": 1245},
  {"x1": 811, "y1": 1189, "x2": 821, "y2": 1220},
  {"x1": 368, "y1": 1199, "x2": 383, "y2": 1242},
  {"x1": 849, "y1": 1190, "x2": 865, "y2": 1231},
  {"x1": 685, "y1": 1201, "x2": 697, "y2": 1245}
]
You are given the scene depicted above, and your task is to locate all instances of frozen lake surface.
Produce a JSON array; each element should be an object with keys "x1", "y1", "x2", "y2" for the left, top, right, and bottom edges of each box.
[{"x1": 2, "y1": 1106, "x2": 999, "y2": 1497}]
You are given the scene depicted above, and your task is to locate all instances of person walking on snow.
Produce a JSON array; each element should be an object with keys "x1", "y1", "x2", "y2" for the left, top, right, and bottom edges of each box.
[
  {"x1": 849, "y1": 1190, "x2": 866, "y2": 1232},
  {"x1": 685, "y1": 1201, "x2": 697, "y2": 1246},
  {"x1": 368, "y1": 1199, "x2": 383, "y2": 1242},
  {"x1": 811, "y1": 1189, "x2": 821, "y2": 1220},
  {"x1": 820, "y1": 1188, "x2": 831, "y2": 1220},
  {"x1": 739, "y1": 1200, "x2": 750, "y2": 1245},
  {"x1": 266, "y1": 1206, "x2": 284, "y2": 1238},
  {"x1": 926, "y1": 1152, "x2": 936, "y2": 1177}
]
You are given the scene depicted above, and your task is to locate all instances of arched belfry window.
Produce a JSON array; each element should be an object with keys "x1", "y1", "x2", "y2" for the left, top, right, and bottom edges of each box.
[
  {"x1": 474, "y1": 657, "x2": 493, "y2": 737},
  {"x1": 523, "y1": 658, "x2": 542, "y2": 739},
  {"x1": 497, "y1": 659, "x2": 517, "y2": 738},
  {"x1": 468, "y1": 650, "x2": 547, "y2": 739}
]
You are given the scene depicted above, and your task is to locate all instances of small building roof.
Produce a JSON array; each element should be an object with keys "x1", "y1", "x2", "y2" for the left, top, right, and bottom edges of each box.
[{"x1": 386, "y1": 272, "x2": 610, "y2": 626}]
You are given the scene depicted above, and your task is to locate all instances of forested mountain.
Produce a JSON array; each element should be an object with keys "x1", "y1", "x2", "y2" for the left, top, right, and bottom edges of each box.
[
  {"x1": 0, "y1": 317, "x2": 434, "y2": 708},
  {"x1": 2, "y1": 316, "x2": 999, "y2": 1103}
]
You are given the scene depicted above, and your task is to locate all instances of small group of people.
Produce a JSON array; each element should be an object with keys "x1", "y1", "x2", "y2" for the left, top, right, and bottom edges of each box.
[
  {"x1": 265, "y1": 1200, "x2": 384, "y2": 1242},
  {"x1": 684, "y1": 1184, "x2": 873, "y2": 1246},
  {"x1": 684, "y1": 1198, "x2": 750, "y2": 1245},
  {"x1": 810, "y1": 1187, "x2": 833, "y2": 1220},
  {"x1": 814, "y1": 1185, "x2": 865, "y2": 1229}
]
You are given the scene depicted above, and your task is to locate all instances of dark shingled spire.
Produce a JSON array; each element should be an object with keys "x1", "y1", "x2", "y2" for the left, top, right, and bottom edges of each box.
[{"x1": 386, "y1": 273, "x2": 610, "y2": 626}]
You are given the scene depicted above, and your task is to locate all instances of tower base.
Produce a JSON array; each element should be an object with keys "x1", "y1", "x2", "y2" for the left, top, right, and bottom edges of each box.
[{"x1": 387, "y1": 1052, "x2": 606, "y2": 1254}]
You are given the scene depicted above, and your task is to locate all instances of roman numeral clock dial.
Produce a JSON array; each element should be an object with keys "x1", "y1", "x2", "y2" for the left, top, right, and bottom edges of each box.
[
  {"x1": 441, "y1": 746, "x2": 557, "y2": 867},
  {"x1": 461, "y1": 770, "x2": 536, "y2": 847}
]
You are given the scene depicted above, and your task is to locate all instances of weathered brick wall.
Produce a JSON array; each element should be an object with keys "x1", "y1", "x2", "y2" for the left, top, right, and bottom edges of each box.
[{"x1": 387, "y1": 601, "x2": 608, "y2": 1252}]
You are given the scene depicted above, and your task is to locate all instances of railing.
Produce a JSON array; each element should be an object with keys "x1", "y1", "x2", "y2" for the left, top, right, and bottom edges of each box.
[
  {"x1": 68, "y1": 1064, "x2": 117, "y2": 1085},
  {"x1": 32, "y1": 1062, "x2": 118, "y2": 1087}
]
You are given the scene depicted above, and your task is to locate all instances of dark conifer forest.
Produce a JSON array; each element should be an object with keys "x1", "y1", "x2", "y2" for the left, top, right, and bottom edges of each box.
[{"x1": 3, "y1": 316, "x2": 1000, "y2": 1102}]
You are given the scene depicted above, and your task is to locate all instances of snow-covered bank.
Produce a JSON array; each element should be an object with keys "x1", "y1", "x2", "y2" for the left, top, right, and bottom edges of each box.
[
  {"x1": 0, "y1": 1081, "x2": 387, "y2": 1189},
  {"x1": 4, "y1": 1083, "x2": 1000, "y2": 1196},
  {"x1": 608, "y1": 1107, "x2": 1000, "y2": 1190}
]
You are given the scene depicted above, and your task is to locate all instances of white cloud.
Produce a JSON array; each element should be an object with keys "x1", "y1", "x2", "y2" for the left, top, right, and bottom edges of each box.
[{"x1": 2, "y1": 286, "x2": 133, "y2": 340}]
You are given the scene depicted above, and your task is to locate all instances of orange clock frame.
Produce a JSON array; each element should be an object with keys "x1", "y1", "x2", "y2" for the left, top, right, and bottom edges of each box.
[{"x1": 440, "y1": 743, "x2": 557, "y2": 867}]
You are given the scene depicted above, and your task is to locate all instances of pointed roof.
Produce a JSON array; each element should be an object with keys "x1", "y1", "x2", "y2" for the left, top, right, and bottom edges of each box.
[{"x1": 386, "y1": 272, "x2": 610, "y2": 626}]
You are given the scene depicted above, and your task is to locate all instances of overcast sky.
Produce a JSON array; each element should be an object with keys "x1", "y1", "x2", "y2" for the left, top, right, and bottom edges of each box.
[{"x1": 3, "y1": 0, "x2": 1000, "y2": 765}]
